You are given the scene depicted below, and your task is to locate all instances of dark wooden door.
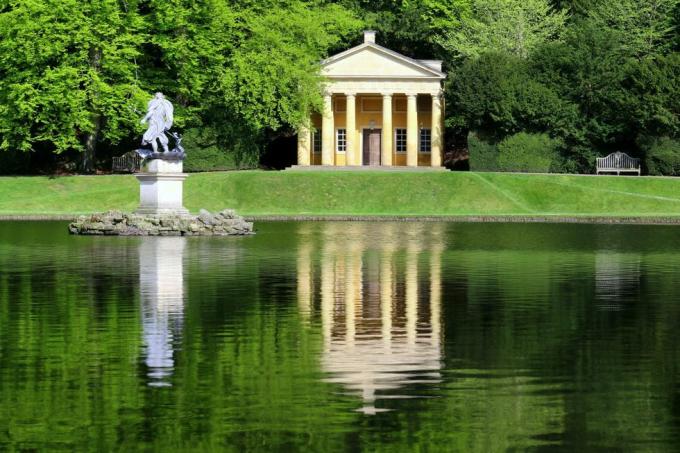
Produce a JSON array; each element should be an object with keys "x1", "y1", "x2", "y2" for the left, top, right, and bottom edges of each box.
[{"x1": 362, "y1": 129, "x2": 381, "y2": 166}]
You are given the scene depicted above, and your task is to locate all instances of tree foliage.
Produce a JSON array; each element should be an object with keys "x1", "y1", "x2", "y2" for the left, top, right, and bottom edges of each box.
[
  {"x1": 0, "y1": 0, "x2": 678, "y2": 174},
  {"x1": 0, "y1": 0, "x2": 147, "y2": 171},
  {"x1": 0, "y1": 0, "x2": 358, "y2": 170},
  {"x1": 438, "y1": 0, "x2": 568, "y2": 59},
  {"x1": 586, "y1": 0, "x2": 678, "y2": 58},
  {"x1": 447, "y1": 0, "x2": 680, "y2": 172}
]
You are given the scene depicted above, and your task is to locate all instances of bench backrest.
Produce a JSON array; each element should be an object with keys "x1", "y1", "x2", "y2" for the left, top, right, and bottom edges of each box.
[
  {"x1": 112, "y1": 152, "x2": 143, "y2": 173},
  {"x1": 596, "y1": 151, "x2": 640, "y2": 169}
]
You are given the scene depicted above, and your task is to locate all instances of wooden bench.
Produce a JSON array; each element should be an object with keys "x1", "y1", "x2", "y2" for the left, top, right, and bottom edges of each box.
[
  {"x1": 596, "y1": 151, "x2": 640, "y2": 175},
  {"x1": 112, "y1": 151, "x2": 143, "y2": 173}
]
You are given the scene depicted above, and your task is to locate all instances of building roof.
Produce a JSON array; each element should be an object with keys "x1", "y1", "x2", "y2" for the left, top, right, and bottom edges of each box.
[{"x1": 321, "y1": 31, "x2": 445, "y2": 80}]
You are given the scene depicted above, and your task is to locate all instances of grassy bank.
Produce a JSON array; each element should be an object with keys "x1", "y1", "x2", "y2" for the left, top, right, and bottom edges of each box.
[{"x1": 1, "y1": 170, "x2": 680, "y2": 217}]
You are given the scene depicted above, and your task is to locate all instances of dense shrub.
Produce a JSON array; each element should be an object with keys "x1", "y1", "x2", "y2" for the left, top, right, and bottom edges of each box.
[
  {"x1": 468, "y1": 133, "x2": 499, "y2": 171},
  {"x1": 181, "y1": 128, "x2": 237, "y2": 173},
  {"x1": 641, "y1": 137, "x2": 680, "y2": 176},
  {"x1": 497, "y1": 132, "x2": 561, "y2": 173},
  {"x1": 184, "y1": 148, "x2": 236, "y2": 172}
]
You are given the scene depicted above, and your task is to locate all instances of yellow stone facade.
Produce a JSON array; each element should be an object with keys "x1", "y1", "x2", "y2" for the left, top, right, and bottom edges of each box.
[{"x1": 297, "y1": 31, "x2": 446, "y2": 167}]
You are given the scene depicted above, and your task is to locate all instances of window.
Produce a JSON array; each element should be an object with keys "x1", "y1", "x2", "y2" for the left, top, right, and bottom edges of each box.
[
  {"x1": 336, "y1": 129, "x2": 346, "y2": 153},
  {"x1": 395, "y1": 129, "x2": 407, "y2": 153},
  {"x1": 419, "y1": 128, "x2": 431, "y2": 153},
  {"x1": 313, "y1": 131, "x2": 321, "y2": 154}
]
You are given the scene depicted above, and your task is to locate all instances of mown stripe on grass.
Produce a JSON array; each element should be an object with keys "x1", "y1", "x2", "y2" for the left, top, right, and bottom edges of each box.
[
  {"x1": 472, "y1": 173, "x2": 534, "y2": 212},
  {"x1": 539, "y1": 178, "x2": 680, "y2": 203}
]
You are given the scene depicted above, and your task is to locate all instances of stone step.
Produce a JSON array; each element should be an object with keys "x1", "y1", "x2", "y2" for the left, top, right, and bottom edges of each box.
[{"x1": 286, "y1": 165, "x2": 448, "y2": 172}]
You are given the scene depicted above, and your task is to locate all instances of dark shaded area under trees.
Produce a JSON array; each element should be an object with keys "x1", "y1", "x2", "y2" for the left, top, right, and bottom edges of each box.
[{"x1": 0, "y1": 0, "x2": 678, "y2": 175}]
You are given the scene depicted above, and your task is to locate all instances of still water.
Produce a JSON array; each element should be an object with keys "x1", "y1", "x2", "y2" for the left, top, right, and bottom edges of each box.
[{"x1": 0, "y1": 221, "x2": 679, "y2": 451}]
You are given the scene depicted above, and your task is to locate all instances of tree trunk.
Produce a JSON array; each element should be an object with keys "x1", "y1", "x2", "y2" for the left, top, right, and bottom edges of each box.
[
  {"x1": 83, "y1": 116, "x2": 100, "y2": 174},
  {"x1": 83, "y1": 47, "x2": 102, "y2": 174}
]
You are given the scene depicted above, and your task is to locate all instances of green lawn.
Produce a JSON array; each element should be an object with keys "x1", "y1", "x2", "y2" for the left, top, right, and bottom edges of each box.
[{"x1": 2, "y1": 170, "x2": 680, "y2": 217}]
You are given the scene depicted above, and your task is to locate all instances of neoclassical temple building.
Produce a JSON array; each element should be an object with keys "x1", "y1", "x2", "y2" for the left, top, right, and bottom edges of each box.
[{"x1": 297, "y1": 31, "x2": 446, "y2": 168}]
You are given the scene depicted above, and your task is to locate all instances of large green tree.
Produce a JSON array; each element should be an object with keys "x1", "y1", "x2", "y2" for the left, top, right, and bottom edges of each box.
[
  {"x1": 438, "y1": 0, "x2": 568, "y2": 59},
  {"x1": 0, "y1": 0, "x2": 146, "y2": 172},
  {"x1": 585, "y1": 0, "x2": 678, "y2": 58},
  {"x1": 0, "y1": 0, "x2": 359, "y2": 171}
]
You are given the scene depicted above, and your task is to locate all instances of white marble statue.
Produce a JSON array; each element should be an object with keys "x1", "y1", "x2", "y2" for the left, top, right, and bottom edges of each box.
[{"x1": 140, "y1": 92, "x2": 174, "y2": 153}]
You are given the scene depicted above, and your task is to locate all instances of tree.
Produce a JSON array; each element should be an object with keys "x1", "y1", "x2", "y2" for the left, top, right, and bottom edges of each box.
[
  {"x1": 532, "y1": 20, "x2": 680, "y2": 169},
  {"x1": 448, "y1": 52, "x2": 571, "y2": 140},
  {"x1": 337, "y1": 0, "x2": 470, "y2": 59},
  {"x1": 585, "y1": 0, "x2": 679, "y2": 58},
  {"x1": 222, "y1": 2, "x2": 360, "y2": 134},
  {"x1": 0, "y1": 0, "x2": 147, "y2": 172},
  {"x1": 438, "y1": 0, "x2": 568, "y2": 59}
]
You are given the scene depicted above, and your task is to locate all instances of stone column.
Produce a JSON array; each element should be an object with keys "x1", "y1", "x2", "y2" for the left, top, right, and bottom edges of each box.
[
  {"x1": 297, "y1": 123, "x2": 311, "y2": 166},
  {"x1": 406, "y1": 93, "x2": 418, "y2": 167},
  {"x1": 431, "y1": 93, "x2": 443, "y2": 167},
  {"x1": 346, "y1": 93, "x2": 356, "y2": 166},
  {"x1": 381, "y1": 93, "x2": 393, "y2": 166},
  {"x1": 321, "y1": 93, "x2": 334, "y2": 166}
]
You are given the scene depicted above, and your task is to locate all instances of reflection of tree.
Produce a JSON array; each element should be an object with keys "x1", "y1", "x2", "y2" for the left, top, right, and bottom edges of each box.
[
  {"x1": 2, "y1": 222, "x2": 680, "y2": 450},
  {"x1": 0, "y1": 223, "x2": 143, "y2": 451},
  {"x1": 298, "y1": 223, "x2": 445, "y2": 414}
]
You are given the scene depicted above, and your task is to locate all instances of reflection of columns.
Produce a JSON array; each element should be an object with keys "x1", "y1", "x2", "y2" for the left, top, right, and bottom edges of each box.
[
  {"x1": 380, "y1": 250, "x2": 393, "y2": 348},
  {"x1": 381, "y1": 94, "x2": 393, "y2": 166},
  {"x1": 346, "y1": 93, "x2": 356, "y2": 166},
  {"x1": 139, "y1": 237, "x2": 186, "y2": 387},
  {"x1": 430, "y1": 247, "x2": 442, "y2": 346},
  {"x1": 406, "y1": 94, "x2": 418, "y2": 167},
  {"x1": 297, "y1": 123, "x2": 311, "y2": 166},
  {"x1": 405, "y1": 244, "x2": 418, "y2": 346},
  {"x1": 321, "y1": 246, "x2": 334, "y2": 350},
  {"x1": 321, "y1": 93, "x2": 334, "y2": 166},
  {"x1": 353, "y1": 248, "x2": 363, "y2": 315},
  {"x1": 431, "y1": 93, "x2": 443, "y2": 167},
  {"x1": 344, "y1": 253, "x2": 356, "y2": 347},
  {"x1": 297, "y1": 243, "x2": 312, "y2": 321},
  {"x1": 313, "y1": 222, "x2": 445, "y2": 415}
]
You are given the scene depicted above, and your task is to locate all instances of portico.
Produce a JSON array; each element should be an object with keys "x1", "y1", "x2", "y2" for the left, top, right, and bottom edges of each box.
[{"x1": 297, "y1": 31, "x2": 446, "y2": 168}]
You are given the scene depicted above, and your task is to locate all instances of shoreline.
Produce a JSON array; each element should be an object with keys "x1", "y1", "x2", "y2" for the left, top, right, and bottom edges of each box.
[{"x1": 3, "y1": 213, "x2": 680, "y2": 225}]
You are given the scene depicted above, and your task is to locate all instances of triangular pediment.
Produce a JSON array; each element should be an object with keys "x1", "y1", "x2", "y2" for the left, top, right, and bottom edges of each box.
[{"x1": 322, "y1": 44, "x2": 444, "y2": 79}]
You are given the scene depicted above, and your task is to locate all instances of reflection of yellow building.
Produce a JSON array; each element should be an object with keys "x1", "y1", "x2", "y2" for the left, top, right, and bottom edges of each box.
[
  {"x1": 297, "y1": 31, "x2": 446, "y2": 168},
  {"x1": 297, "y1": 223, "x2": 445, "y2": 414},
  {"x1": 139, "y1": 237, "x2": 186, "y2": 387}
]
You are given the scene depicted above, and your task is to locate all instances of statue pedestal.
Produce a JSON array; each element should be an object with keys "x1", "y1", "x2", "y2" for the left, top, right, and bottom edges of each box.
[{"x1": 135, "y1": 159, "x2": 189, "y2": 215}]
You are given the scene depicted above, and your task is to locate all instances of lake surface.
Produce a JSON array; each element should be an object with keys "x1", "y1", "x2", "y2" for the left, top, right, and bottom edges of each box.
[{"x1": 0, "y1": 221, "x2": 679, "y2": 451}]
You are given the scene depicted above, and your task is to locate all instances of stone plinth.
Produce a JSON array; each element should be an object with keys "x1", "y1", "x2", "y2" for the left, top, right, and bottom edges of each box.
[{"x1": 136, "y1": 159, "x2": 188, "y2": 215}]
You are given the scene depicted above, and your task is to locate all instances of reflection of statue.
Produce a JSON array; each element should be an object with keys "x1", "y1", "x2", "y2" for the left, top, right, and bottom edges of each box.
[
  {"x1": 139, "y1": 237, "x2": 186, "y2": 387},
  {"x1": 141, "y1": 92, "x2": 173, "y2": 154}
]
